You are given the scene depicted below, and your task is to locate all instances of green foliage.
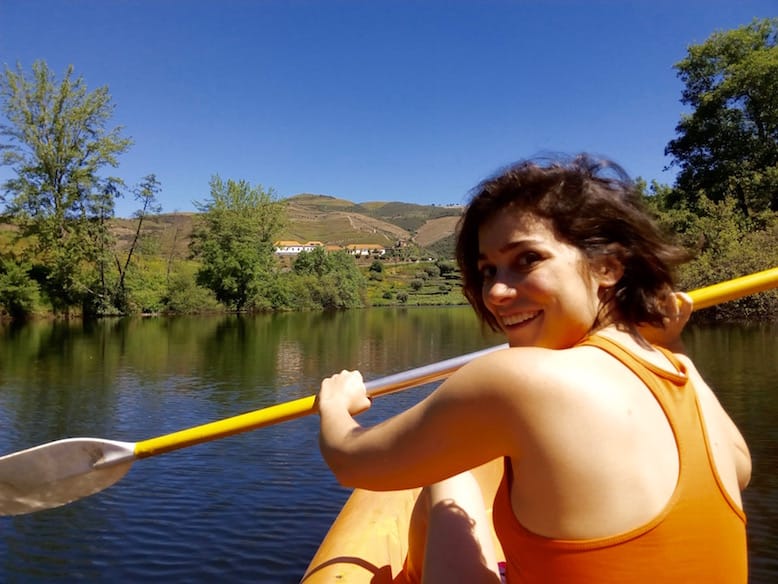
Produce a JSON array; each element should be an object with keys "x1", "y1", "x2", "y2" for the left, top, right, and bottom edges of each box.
[
  {"x1": 648, "y1": 19, "x2": 778, "y2": 321},
  {"x1": 675, "y1": 202, "x2": 778, "y2": 321},
  {"x1": 191, "y1": 176, "x2": 287, "y2": 311},
  {"x1": 114, "y1": 174, "x2": 163, "y2": 313},
  {"x1": 365, "y1": 260, "x2": 467, "y2": 307},
  {"x1": 436, "y1": 260, "x2": 458, "y2": 276},
  {"x1": 423, "y1": 264, "x2": 441, "y2": 278},
  {"x1": 2, "y1": 35, "x2": 776, "y2": 321},
  {"x1": 292, "y1": 246, "x2": 331, "y2": 277},
  {"x1": 384, "y1": 242, "x2": 427, "y2": 262},
  {"x1": 666, "y1": 18, "x2": 778, "y2": 215},
  {"x1": 164, "y1": 270, "x2": 219, "y2": 314},
  {"x1": 251, "y1": 274, "x2": 294, "y2": 311},
  {"x1": 292, "y1": 249, "x2": 366, "y2": 309},
  {"x1": 108, "y1": 255, "x2": 167, "y2": 314},
  {"x1": 0, "y1": 259, "x2": 40, "y2": 318},
  {"x1": 646, "y1": 184, "x2": 778, "y2": 320},
  {"x1": 0, "y1": 61, "x2": 133, "y2": 315}
]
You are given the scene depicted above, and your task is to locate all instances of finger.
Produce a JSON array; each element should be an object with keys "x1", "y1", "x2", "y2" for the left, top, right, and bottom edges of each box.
[{"x1": 675, "y1": 291, "x2": 694, "y2": 317}]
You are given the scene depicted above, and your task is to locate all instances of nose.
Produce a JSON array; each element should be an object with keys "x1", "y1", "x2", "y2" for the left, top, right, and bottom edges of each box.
[{"x1": 485, "y1": 279, "x2": 517, "y2": 305}]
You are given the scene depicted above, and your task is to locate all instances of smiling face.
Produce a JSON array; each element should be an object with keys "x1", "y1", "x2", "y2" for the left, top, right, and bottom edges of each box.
[{"x1": 477, "y1": 209, "x2": 617, "y2": 349}]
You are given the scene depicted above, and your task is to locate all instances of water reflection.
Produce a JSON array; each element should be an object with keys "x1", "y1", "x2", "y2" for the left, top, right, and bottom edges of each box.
[{"x1": 0, "y1": 312, "x2": 774, "y2": 582}]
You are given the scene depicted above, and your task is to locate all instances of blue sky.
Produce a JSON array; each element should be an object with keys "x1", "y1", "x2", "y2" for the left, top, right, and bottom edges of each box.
[{"x1": 1, "y1": 0, "x2": 775, "y2": 217}]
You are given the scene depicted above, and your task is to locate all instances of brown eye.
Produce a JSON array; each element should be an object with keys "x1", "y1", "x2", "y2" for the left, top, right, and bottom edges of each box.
[{"x1": 517, "y1": 251, "x2": 542, "y2": 268}]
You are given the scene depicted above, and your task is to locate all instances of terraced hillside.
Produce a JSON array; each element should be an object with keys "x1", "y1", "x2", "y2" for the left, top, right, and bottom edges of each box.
[{"x1": 111, "y1": 194, "x2": 463, "y2": 257}]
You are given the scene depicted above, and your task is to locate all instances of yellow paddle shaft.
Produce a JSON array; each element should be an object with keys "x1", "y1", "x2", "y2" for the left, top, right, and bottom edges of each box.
[
  {"x1": 686, "y1": 267, "x2": 778, "y2": 310},
  {"x1": 133, "y1": 266, "x2": 778, "y2": 459},
  {"x1": 134, "y1": 395, "x2": 317, "y2": 458}
]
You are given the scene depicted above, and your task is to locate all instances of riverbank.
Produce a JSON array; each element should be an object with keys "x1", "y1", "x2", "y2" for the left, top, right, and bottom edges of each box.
[{"x1": 2, "y1": 255, "x2": 776, "y2": 322}]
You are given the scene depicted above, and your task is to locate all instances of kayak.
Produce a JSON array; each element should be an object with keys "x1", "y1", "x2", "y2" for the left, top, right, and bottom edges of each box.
[{"x1": 301, "y1": 458, "x2": 506, "y2": 583}]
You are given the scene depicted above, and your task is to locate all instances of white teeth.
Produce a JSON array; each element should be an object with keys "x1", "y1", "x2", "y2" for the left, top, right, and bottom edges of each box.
[{"x1": 502, "y1": 311, "x2": 540, "y2": 326}]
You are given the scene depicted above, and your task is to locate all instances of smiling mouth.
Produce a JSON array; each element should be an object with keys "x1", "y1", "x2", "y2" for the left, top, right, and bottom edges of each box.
[{"x1": 501, "y1": 311, "x2": 541, "y2": 327}]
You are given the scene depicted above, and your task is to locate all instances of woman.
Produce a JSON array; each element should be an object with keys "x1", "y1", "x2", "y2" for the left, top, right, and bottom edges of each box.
[{"x1": 316, "y1": 155, "x2": 750, "y2": 583}]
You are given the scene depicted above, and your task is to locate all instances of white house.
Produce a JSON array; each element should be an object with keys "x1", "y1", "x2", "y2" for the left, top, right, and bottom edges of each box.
[
  {"x1": 344, "y1": 243, "x2": 386, "y2": 257},
  {"x1": 274, "y1": 240, "x2": 325, "y2": 255}
]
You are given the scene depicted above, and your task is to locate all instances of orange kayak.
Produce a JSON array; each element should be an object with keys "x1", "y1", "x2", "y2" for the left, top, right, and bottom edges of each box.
[{"x1": 301, "y1": 459, "x2": 505, "y2": 583}]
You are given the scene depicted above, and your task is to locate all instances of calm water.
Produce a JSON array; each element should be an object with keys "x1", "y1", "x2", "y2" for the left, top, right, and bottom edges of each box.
[{"x1": 0, "y1": 309, "x2": 775, "y2": 583}]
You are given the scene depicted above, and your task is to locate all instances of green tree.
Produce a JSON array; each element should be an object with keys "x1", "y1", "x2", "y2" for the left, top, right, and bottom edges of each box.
[
  {"x1": 665, "y1": 18, "x2": 778, "y2": 216},
  {"x1": 293, "y1": 245, "x2": 331, "y2": 277},
  {"x1": 324, "y1": 251, "x2": 366, "y2": 309},
  {"x1": 292, "y1": 248, "x2": 366, "y2": 309},
  {"x1": 113, "y1": 174, "x2": 162, "y2": 312},
  {"x1": 423, "y1": 264, "x2": 441, "y2": 278},
  {"x1": 676, "y1": 196, "x2": 778, "y2": 321},
  {"x1": 162, "y1": 267, "x2": 220, "y2": 314},
  {"x1": 0, "y1": 258, "x2": 40, "y2": 319},
  {"x1": 0, "y1": 61, "x2": 132, "y2": 315},
  {"x1": 191, "y1": 176, "x2": 286, "y2": 311},
  {"x1": 436, "y1": 260, "x2": 457, "y2": 276}
]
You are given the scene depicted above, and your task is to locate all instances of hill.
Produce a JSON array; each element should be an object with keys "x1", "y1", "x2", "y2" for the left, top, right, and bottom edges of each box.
[
  {"x1": 112, "y1": 194, "x2": 464, "y2": 257},
  {"x1": 281, "y1": 193, "x2": 462, "y2": 245}
]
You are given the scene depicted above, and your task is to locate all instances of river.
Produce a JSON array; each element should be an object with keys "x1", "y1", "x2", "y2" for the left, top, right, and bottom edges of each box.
[{"x1": 0, "y1": 308, "x2": 775, "y2": 582}]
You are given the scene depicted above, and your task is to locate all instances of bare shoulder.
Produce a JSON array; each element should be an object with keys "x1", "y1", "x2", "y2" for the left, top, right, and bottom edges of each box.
[
  {"x1": 453, "y1": 344, "x2": 618, "y2": 411},
  {"x1": 459, "y1": 345, "x2": 581, "y2": 387},
  {"x1": 467, "y1": 343, "x2": 605, "y2": 372}
]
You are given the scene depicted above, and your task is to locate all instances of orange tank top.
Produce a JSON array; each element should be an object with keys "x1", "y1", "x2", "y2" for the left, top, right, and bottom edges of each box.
[{"x1": 492, "y1": 335, "x2": 747, "y2": 583}]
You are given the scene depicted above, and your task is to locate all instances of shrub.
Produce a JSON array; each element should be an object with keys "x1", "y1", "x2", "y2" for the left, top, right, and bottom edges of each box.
[
  {"x1": 0, "y1": 260, "x2": 40, "y2": 318},
  {"x1": 424, "y1": 264, "x2": 441, "y2": 278},
  {"x1": 164, "y1": 271, "x2": 220, "y2": 314}
]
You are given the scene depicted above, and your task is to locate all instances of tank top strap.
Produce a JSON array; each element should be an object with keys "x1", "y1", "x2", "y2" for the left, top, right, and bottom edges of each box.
[
  {"x1": 577, "y1": 333, "x2": 746, "y2": 521},
  {"x1": 578, "y1": 334, "x2": 696, "y2": 467},
  {"x1": 579, "y1": 334, "x2": 688, "y2": 387}
]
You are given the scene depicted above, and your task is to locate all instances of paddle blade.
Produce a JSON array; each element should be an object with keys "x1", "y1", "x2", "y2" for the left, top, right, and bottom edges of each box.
[{"x1": 0, "y1": 438, "x2": 136, "y2": 515}]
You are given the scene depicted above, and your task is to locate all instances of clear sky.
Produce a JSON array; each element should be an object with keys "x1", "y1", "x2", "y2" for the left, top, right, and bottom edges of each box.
[{"x1": 1, "y1": 0, "x2": 775, "y2": 217}]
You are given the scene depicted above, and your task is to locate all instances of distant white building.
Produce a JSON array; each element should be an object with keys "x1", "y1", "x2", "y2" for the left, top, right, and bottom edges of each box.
[
  {"x1": 274, "y1": 240, "x2": 324, "y2": 255},
  {"x1": 344, "y1": 243, "x2": 386, "y2": 257},
  {"x1": 275, "y1": 240, "x2": 386, "y2": 257}
]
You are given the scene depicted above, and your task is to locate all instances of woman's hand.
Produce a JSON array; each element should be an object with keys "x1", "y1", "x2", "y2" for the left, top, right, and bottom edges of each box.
[
  {"x1": 638, "y1": 291, "x2": 693, "y2": 353},
  {"x1": 317, "y1": 370, "x2": 373, "y2": 417}
]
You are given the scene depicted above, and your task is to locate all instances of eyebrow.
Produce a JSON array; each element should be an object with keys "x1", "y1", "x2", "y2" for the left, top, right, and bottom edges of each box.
[{"x1": 478, "y1": 239, "x2": 545, "y2": 260}]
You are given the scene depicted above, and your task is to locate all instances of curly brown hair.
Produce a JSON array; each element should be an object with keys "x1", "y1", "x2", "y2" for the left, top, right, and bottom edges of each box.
[{"x1": 455, "y1": 154, "x2": 691, "y2": 332}]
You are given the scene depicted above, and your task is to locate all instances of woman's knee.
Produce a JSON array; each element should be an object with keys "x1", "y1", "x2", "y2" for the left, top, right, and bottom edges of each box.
[{"x1": 405, "y1": 473, "x2": 501, "y2": 584}]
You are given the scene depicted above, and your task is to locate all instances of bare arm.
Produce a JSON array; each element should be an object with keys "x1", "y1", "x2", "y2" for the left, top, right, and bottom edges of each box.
[{"x1": 317, "y1": 350, "x2": 527, "y2": 491}]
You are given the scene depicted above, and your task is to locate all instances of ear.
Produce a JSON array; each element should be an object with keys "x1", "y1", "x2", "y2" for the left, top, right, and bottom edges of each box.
[{"x1": 593, "y1": 244, "x2": 624, "y2": 288}]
